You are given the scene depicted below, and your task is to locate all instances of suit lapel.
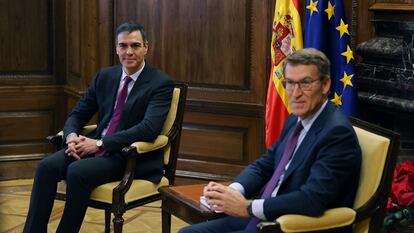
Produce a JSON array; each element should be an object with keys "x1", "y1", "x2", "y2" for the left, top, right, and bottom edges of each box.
[
  {"x1": 274, "y1": 117, "x2": 298, "y2": 165},
  {"x1": 96, "y1": 66, "x2": 122, "y2": 137},
  {"x1": 119, "y1": 63, "x2": 152, "y2": 128},
  {"x1": 108, "y1": 67, "x2": 123, "y2": 112},
  {"x1": 281, "y1": 103, "x2": 335, "y2": 181}
]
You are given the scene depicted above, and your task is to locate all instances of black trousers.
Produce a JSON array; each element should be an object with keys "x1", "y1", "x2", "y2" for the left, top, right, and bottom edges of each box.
[
  {"x1": 23, "y1": 149, "x2": 125, "y2": 233},
  {"x1": 178, "y1": 216, "x2": 257, "y2": 233}
]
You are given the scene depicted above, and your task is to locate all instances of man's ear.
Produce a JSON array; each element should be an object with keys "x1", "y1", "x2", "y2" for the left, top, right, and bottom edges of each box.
[
  {"x1": 143, "y1": 42, "x2": 149, "y2": 55},
  {"x1": 322, "y1": 77, "x2": 331, "y2": 95}
]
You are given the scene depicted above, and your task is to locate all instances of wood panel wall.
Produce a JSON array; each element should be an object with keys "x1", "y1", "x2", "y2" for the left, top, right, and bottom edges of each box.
[
  {"x1": 66, "y1": 0, "x2": 272, "y2": 182},
  {"x1": 65, "y1": 0, "x2": 114, "y2": 109},
  {"x1": 1, "y1": 0, "x2": 412, "y2": 182},
  {"x1": 113, "y1": 0, "x2": 271, "y2": 181},
  {"x1": 0, "y1": 0, "x2": 66, "y2": 180}
]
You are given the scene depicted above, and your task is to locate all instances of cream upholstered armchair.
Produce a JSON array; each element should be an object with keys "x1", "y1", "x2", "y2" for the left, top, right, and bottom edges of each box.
[
  {"x1": 48, "y1": 83, "x2": 187, "y2": 233},
  {"x1": 258, "y1": 117, "x2": 400, "y2": 233}
]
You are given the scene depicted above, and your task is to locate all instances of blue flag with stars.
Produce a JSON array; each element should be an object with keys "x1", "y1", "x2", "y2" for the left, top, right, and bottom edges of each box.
[{"x1": 304, "y1": 0, "x2": 357, "y2": 116}]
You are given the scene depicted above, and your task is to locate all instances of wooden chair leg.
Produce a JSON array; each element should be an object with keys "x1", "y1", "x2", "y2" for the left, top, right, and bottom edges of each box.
[
  {"x1": 113, "y1": 211, "x2": 124, "y2": 233},
  {"x1": 105, "y1": 208, "x2": 111, "y2": 233},
  {"x1": 162, "y1": 208, "x2": 172, "y2": 233},
  {"x1": 112, "y1": 190, "x2": 126, "y2": 233}
]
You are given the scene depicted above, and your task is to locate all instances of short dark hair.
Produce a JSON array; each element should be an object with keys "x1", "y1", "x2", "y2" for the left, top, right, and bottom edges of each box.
[
  {"x1": 115, "y1": 22, "x2": 148, "y2": 43},
  {"x1": 282, "y1": 48, "x2": 330, "y2": 80}
]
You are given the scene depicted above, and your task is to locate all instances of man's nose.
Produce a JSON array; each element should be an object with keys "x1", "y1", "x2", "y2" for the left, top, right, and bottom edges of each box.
[
  {"x1": 126, "y1": 46, "x2": 133, "y2": 54},
  {"x1": 291, "y1": 83, "x2": 303, "y2": 96}
]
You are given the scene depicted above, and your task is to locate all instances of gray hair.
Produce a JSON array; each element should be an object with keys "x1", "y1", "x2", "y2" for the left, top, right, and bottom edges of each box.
[{"x1": 282, "y1": 48, "x2": 330, "y2": 80}]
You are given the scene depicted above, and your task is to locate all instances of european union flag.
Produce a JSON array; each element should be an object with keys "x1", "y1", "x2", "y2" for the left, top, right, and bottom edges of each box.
[{"x1": 304, "y1": 0, "x2": 357, "y2": 116}]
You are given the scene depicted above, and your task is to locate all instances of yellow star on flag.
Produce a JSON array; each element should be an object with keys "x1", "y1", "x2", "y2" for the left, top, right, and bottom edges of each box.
[
  {"x1": 331, "y1": 92, "x2": 342, "y2": 106},
  {"x1": 307, "y1": 0, "x2": 319, "y2": 16},
  {"x1": 340, "y1": 71, "x2": 354, "y2": 88},
  {"x1": 341, "y1": 45, "x2": 354, "y2": 63},
  {"x1": 336, "y1": 19, "x2": 349, "y2": 38},
  {"x1": 325, "y1": 1, "x2": 335, "y2": 20}
]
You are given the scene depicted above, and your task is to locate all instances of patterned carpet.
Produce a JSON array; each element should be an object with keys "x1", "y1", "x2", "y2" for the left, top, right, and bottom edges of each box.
[{"x1": 0, "y1": 179, "x2": 188, "y2": 233}]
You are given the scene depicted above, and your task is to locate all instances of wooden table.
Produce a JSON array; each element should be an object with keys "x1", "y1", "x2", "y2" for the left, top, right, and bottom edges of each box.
[{"x1": 159, "y1": 183, "x2": 225, "y2": 233}]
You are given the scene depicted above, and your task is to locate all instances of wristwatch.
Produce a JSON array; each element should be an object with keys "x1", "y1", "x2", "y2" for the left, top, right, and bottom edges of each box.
[
  {"x1": 246, "y1": 200, "x2": 254, "y2": 217},
  {"x1": 96, "y1": 139, "x2": 104, "y2": 150}
]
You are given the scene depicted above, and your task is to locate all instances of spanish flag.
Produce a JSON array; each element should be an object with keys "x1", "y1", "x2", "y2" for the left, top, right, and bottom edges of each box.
[{"x1": 265, "y1": 0, "x2": 303, "y2": 148}]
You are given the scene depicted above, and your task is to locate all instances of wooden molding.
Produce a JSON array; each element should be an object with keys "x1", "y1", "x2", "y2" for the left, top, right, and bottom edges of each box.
[
  {"x1": 369, "y1": 3, "x2": 414, "y2": 12},
  {"x1": 0, "y1": 85, "x2": 63, "y2": 95},
  {"x1": 176, "y1": 170, "x2": 234, "y2": 182},
  {"x1": 186, "y1": 99, "x2": 264, "y2": 118},
  {"x1": 0, "y1": 154, "x2": 46, "y2": 162},
  {"x1": 64, "y1": 85, "x2": 85, "y2": 97},
  {"x1": 0, "y1": 75, "x2": 55, "y2": 85}
]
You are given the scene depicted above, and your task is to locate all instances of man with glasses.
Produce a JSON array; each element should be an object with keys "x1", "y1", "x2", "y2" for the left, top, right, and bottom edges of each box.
[
  {"x1": 23, "y1": 22, "x2": 174, "y2": 233},
  {"x1": 179, "y1": 48, "x2": 361, "y2": 233}
]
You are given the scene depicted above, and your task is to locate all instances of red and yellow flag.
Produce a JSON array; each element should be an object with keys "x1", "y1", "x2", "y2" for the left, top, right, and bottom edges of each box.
[{"x1": 265, "y1": 0, "x2": 303, "y2": 148}]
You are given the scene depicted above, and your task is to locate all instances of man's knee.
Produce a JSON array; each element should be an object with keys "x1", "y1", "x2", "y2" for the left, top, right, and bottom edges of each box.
[
  {"x1": 66, "y1": 160, "x2": 95, "y2": 188},
  {"x1": 66, "y1": 162, "x2": 84, "y2": 183},
  {"x1": 36, "y1": 155, "x2": 58, "y2": 175},
  {"x1": 177, "y1": 225, "x2": 195, "y2": 233},
  {"x1": 178, "y1": 224, "x2": 212, "y2": 233}
]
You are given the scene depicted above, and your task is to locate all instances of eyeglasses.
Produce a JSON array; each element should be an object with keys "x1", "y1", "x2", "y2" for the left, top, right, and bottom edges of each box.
[{"x1": 282, "y1": 78, "x2": 320, "y2": 91}]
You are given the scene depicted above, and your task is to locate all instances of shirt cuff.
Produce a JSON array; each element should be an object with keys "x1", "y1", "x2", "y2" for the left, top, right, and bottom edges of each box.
[
  {"x1": 252, "y1": 199, "x2": 267, "y2": 220},
  {"x1": 229, "y1": 182, "x2": 245, "y2": 196}
]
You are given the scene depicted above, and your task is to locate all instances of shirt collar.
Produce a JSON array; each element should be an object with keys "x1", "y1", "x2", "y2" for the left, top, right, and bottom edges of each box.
[
  {"x1": 121, "y1": 61, "x2": 145, "y2": 82},
  {"x1": 299, "y1": 100, "x2": 328, "y2": 133}
]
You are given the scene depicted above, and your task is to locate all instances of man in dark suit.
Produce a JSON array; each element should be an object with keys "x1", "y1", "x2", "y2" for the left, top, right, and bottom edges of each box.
[
  {"x1": 23, "y1": 22, "x2": 174, "y2": 233},
  {"x1": 179, "y1": 48, "x2": 361, "y2": 233}
]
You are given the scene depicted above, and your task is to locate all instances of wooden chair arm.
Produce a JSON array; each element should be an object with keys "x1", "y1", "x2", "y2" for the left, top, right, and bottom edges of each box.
[
  {"x1": 47, "y1": 134, "x2": 64, "y2": 148},
  {"x1": 258, "y1": 221, "x2": 283, "y2": 233},
  {"x1": 130, "y1": 135, "x2": 169, "y2": 154},
  {"x1": 112, "y1": 136, "x2": 169, "y2": 203},
  {"x1": 112, "y1": 146, "x2": 138, "y2": 204}
]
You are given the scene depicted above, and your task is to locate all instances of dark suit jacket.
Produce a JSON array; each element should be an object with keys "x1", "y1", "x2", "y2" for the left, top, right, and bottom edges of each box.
[
  {"x1": 62, "y1": 62, "x2": 174, "y2": 183},
  {"x1": 234, "y1": 102, "x2": 361, "y2": 220}
]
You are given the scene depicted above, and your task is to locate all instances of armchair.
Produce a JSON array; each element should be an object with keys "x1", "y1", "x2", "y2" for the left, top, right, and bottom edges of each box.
[
  {"x1": 258, "y1": 117, "x2": 400, "y2": 233},
  {"x1": 48, "y1": 83, "x2": 187, "y2": 233},
  {"x1": 158, "y1": 117, "x2": 399, "y2": 233}
]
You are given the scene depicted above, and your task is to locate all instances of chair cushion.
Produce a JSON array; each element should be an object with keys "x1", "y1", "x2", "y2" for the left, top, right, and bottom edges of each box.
[
  {"x1": 276, "y1": 207, "x2": 356, "y2": 232},
  {"x1": 352, "y1": 126, "x2": 390, "y2": 209},
  {"x1": 92, "y1": 176, "x2": 169, "y2": 204},
  {"x1": 131, "y1": 135, "x2": 168, "y2": 154},
  {"x1": 57, "y1": 176, "x2": 169, "y2": 204},
  {"x1": 163, "y1": 145, "x2": 171, "y2": 165},
  {"x1": 82, "y1": 125, "x2": 97, "y2": 135},
  {"x1": 161, "y1": 88, "x2": 180, "y2": 135}
]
